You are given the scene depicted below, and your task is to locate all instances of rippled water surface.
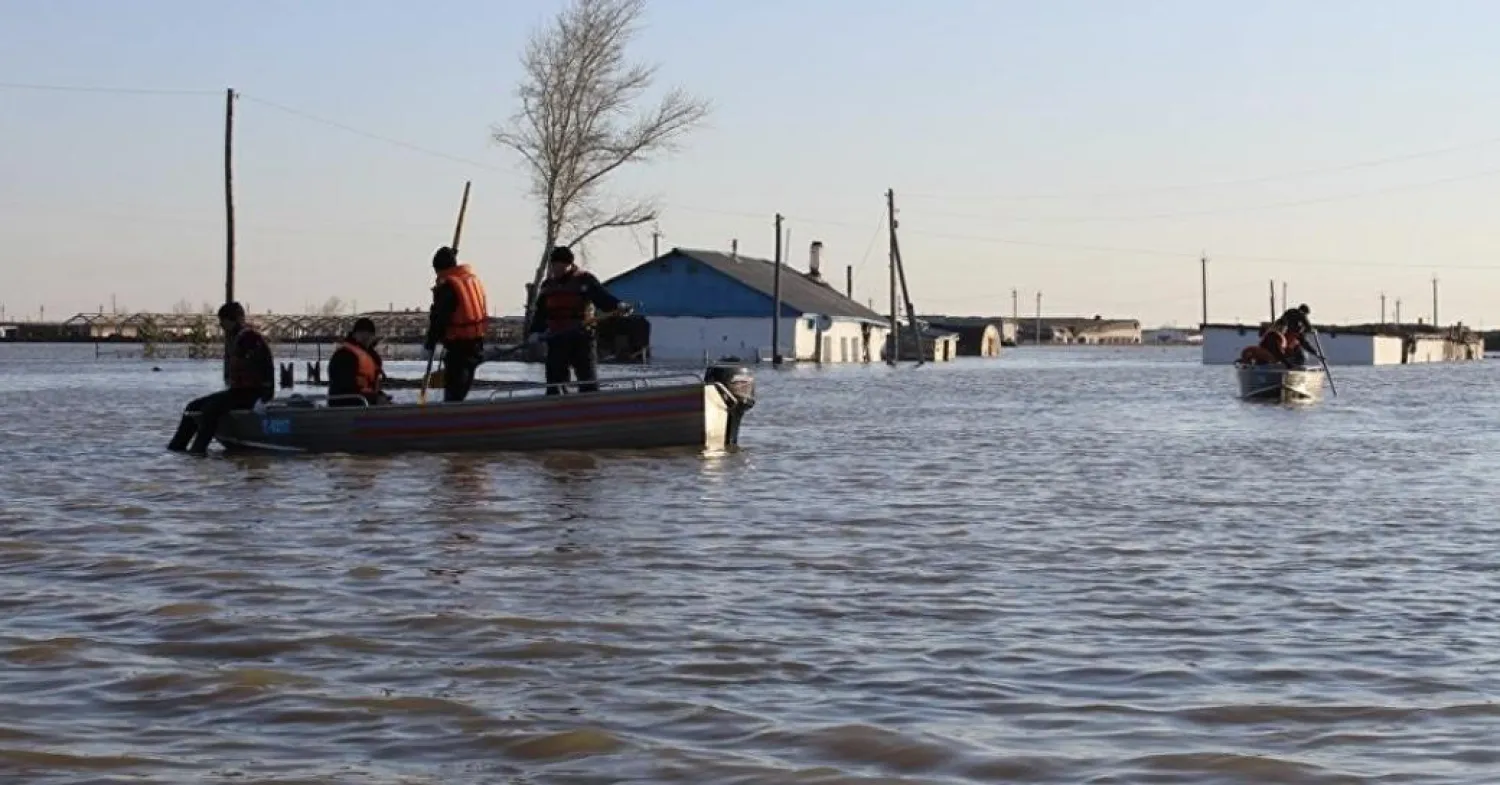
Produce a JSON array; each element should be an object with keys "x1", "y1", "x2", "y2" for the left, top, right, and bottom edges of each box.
[{"x1": 2, "y1": 342, "x2": 1499, "y2": 784}]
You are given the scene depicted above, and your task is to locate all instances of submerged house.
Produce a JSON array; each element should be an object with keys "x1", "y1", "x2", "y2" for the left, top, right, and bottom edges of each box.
[
  {"x1": 1201, "y1": 321, "x2": 1483, "y2": 365},
  {"x1": 919, "y1": 316, "x2": 1004, "y2": 357},
  {"x1": 602, "y1": 245, "x2": 891, "y2": 364}
]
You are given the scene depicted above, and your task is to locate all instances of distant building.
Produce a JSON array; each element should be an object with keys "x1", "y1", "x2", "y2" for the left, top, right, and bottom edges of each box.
[
  {"x1": 602, "y1": 245, "x2": 891, "y2": 363},
  {"x1": 1142, "y1": 327, "x2": 1202, "y2": 345},
  {"x1": 1202, "y1": 321, "x2": 1482, "y2": 365},
  {"x1": 1015, "y1": 316, "x2": 1142, "y2": 345},
  {"x1": 919, "y1": 316, "x2": 1004, "y2": 357}
]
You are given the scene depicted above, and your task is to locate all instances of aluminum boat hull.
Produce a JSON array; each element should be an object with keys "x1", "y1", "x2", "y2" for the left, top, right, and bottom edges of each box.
[
  {"x1": 1235, "y1": 364, "x2": 1326, "y2": 403},
  {"x1": 197, "y1": 370, "x2": 754, "y2": 455}
]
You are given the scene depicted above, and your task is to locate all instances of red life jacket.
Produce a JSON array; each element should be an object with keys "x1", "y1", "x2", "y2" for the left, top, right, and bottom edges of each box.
[{"x1": 538, "y1": 271, "x2": 592, "y2": 333}]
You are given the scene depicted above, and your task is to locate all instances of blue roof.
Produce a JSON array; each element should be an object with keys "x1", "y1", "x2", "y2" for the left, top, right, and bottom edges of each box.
[{"x1": 607, "y1": 248, "x2": 886, "y2": 322}]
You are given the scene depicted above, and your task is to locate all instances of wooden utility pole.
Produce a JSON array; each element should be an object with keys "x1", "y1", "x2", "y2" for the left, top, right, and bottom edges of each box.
[
  {"x1": 224, "y1": 87, "x2": 237, "y2": 306},
  {"x1": 1035, "y1": 292, "x2": 1042, "y2": 345},
  {"x1": 886, "y1": 188, "x2": 898, "y2": 365},
  {"x1": 1199, "y1": 253, "x2": 1208, "y2": 327},
  {"x1": 1432, "y1": 276, "x2": 1439, "y2": 325},
  {"x1": 887, "y1": 190, "x2": 925, "y2": 365},
  {"x1": 771, "y1": 213, "x2": 784, "y2": 365}
]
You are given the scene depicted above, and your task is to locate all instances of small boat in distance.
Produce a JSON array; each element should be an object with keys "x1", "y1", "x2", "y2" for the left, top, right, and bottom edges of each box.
[
  {"x1": 195, "y1": 365, "x2": 757, "y2": 455},
  {"x1": 1235, "y1": 363, "x2": 1326, "y2": 404}
]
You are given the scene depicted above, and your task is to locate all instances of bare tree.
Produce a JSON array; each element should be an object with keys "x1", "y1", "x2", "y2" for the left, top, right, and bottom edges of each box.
[{"x1": 491, "y1": 0, "x2": 710, "y2": 320}]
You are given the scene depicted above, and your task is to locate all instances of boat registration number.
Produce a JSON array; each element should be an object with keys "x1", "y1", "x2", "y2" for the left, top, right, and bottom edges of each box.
[{"x1": 261, "y1": 417, "x2": 292, "y2": 435}]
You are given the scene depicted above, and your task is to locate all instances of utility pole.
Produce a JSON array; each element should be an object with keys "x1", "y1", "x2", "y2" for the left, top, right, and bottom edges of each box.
[
  {"x1": 1281, "y1": 281, "x2": 1288, "y2": 313},
  {"x1": 1395, "y1": 298, "x2": 1402, "y2": 325},
  {"x1": 886, "y1": 188, "x2": 898, "y2": 366},
  {"x1": 1035, "y1": 291, "x2": 1043, "y2": 345},
  {"x1": 1199, "y1": 253, "x2": 1208, "y2": 327},
  {"x1": 1380, "y1": 292, "x2": 1387, "y2": 324},
  {"x1": 651, "y1": 225, "x2": 661, "y2": 258},
  {"x1": 1268, "y1": 279, "x2": 1276, "y2": 322},
  {"x1": 771, "y1": 213, "x2": 784, "y2": 365},
  {"x1": 845, "y1": 265, "x2": 853, "y2": 299},
  {"x1": 224, "y1": 87, "x2": 237, "y2": 306},
  {"x1": 1432, "y1": 276, "x2": 1439, "y2": 325}
]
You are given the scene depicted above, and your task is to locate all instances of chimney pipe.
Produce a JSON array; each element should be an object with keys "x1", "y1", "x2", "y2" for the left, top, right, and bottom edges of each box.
[
  {"x1": 808, "y1": 240, "x2": 823, "y2": 279},
  {"x1": 846, "y1": 265, "x2": 853, "y2": 298},
  {"x1": 730, "y1": 239, "x2": 738, "y2": 259}
]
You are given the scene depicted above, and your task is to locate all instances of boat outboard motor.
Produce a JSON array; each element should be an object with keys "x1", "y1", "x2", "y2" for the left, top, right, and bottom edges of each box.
[{"x1": 703, "y1": 364, "x2": 755, "y2": 445}]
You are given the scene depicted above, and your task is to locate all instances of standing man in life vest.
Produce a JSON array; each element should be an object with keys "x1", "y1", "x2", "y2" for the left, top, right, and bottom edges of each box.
[
  {"x1": 167, "y1": 301, "x2": 275, "y2": 455},
  {"x1": 526, "y1": 246, "x2": 631, "y2": 395},
  {"x1": 422, "y1": 246, "x2": 489, "y2": 402},
  {"x1": 327, "y1": 317, "x2": 392, "y2": 407}
]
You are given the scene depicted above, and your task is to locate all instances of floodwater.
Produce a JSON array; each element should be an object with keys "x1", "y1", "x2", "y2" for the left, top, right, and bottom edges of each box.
[{"x1": 1, "y1": 342, "x2": 1498, "y2": 784}]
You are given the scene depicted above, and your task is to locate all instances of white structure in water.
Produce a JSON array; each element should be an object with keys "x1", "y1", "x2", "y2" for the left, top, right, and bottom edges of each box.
[{"x1": 1201, "y1": 322, "x2": 1484, "y2": 366}]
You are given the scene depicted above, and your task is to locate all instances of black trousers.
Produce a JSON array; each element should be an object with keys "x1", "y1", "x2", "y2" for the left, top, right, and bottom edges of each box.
[
  {"x1": 168, "y1": 389, "x2": 268, "y2": 453},
  {"x1": 442, "y1": 340, "x2": 483, "y2": 403},
  {"x1": 544, "y1": 333, "x2": 598, "y2": 395}
]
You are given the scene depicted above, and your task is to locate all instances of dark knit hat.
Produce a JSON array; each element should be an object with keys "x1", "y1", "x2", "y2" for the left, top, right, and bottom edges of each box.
[
  {"x1": 548, "y1": 246, "x2": 574, "y2": 264},
  {"x1": 217, "y1": 301, "x2": 245, "y2": 320},
  {"x1": 432, "y1": 246, "x2": 458, "y2": 270}
]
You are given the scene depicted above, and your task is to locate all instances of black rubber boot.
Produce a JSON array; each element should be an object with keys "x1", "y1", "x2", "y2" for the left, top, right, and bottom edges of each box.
[{"x1": 167, "y1": 416, "x2": 196, "y2": 452}]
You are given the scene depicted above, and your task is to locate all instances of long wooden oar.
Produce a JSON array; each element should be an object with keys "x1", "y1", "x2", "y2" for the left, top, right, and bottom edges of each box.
[
  {"x1": 419, "y1": 180, "x2": 472, "y2": 405},
  {"x1": 1310, "y1": 329, "x2": 1337, "y2": 397}
]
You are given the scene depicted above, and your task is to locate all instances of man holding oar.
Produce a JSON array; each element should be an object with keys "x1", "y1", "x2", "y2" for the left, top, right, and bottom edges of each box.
[
  {"x1": 527, "y1": 246, "x2": 631, "y2": 395},
  {"x1": 422, "y1": 246, "x2": 489, "y2": 402}
]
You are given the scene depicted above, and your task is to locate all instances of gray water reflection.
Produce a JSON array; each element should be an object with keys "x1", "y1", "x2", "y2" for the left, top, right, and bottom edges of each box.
[{"x1": 1, "y1": 343, "x2": 1498, "y2": 783}]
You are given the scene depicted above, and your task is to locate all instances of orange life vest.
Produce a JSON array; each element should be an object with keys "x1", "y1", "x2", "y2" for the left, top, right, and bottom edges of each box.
[
  {"x1": 537, "y1": 271, "x2": 592, "y2": 333},
  {"x1": 224, "y1": 327, "x2": 270, "y2": 390},
  {"x1": 338, "y1": 340, "x2": 383, "y2": 396},
  {"x1": 436, "y1": 264, "x2": 488, "y2": 341},
  {"x1": 1259, "y1": 328, "x2": 1285, "y2": 355}
]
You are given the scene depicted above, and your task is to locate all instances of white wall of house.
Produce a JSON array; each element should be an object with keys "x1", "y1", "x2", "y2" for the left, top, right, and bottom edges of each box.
[
  {"x1": 644, "y1": 315, "x2": 889, "y2": 363},
  {"x1": 1201, "y1": 325, "x2": 1483, "y2": 366}
]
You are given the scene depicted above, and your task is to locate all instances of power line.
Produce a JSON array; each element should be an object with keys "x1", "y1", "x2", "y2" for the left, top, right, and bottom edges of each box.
[
  {"x1": 237, "y1": 94, "x2": 503, "y2": 171},
  {"x1": 903, "y1": 164, "x2": 1500, "y2": 225},
  {"x1": 7, "y1": 80, "x2": 1500, "y2": 274},
  {"x1": 903, "y1": 133, "x2": 1500, "y2": 203},
  {"x1": 0, "y1": 81, "x2": 220, "y2": 96}
]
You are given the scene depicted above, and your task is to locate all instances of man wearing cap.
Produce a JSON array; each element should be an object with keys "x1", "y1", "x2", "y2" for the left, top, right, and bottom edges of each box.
[
  {"x1": 328, "y1": 317, "x2": 392, "y2": 407},
  {"x1": 526, "y1": 246, "x2": 631, "y2": 395},
  {"x1": 167, "y1": 301, "x2": 275, "y2": 455},
  {"x1": 422, "y1": 246, "x2": 489, "y2": 402}
]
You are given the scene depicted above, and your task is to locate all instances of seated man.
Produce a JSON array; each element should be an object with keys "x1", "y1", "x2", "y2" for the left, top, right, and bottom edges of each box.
[
  {"x1": 327, "y1": 317, "x2": 392, "y2": 407},
  {"x1": 167, "y1": 302, "x2": 274, "y2": 455}
]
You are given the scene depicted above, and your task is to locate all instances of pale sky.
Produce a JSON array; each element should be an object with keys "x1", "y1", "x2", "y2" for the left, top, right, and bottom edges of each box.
[{"x1": 5, "y1": 0, "x2": 1500, "y2": 327}]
